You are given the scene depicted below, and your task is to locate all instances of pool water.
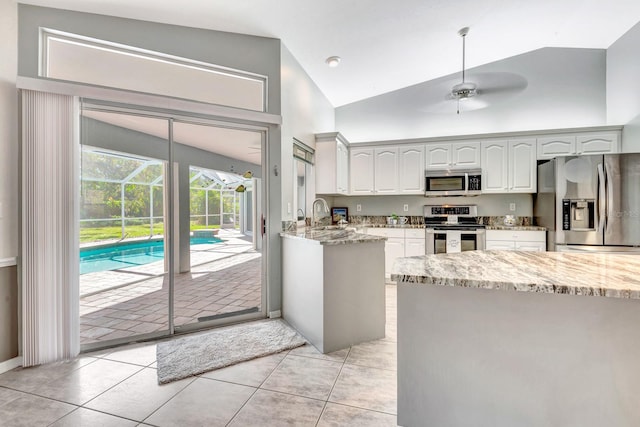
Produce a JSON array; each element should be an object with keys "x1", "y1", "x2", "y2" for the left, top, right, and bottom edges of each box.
[{"x1": 80, "y1": 237, "x2": 222, "y2": 275}]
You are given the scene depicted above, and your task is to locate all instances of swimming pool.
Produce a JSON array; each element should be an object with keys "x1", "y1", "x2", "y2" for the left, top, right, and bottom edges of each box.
[{"x1": 80, "y1": 237, "x2": 222, "y2": 275}]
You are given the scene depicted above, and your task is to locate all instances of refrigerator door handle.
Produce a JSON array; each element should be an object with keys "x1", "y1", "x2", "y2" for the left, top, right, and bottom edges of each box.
[
  {"x1": 604, "y1": 160, "x2": 614, "y2": 235},
  {"x1": 597, "y1": 163, "x2": 606, "y2": 234}
]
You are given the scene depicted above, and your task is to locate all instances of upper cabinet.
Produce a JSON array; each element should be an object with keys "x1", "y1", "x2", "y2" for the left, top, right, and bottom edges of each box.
[
  {"x1": 315, "y1": 132, "x2": 350, "y2": 195},
  {"x1": 398, "y1": 145, "x2": 425, "y2": 194},
  {"x1": 350, "y1": 147, "x2": 375, "y2": 195},
  {"x1": 426, "y1": 141, "x2": 480, "y2": 169},
  {"x1": 537, "y1": 132, "x2": 620, "y2": 159},
  {"x1": 481, "y1": 138, "x2": 536, "y2": 193},
  {"x1": 374, "y1": 147, "x2": 399, "y2": 194}
]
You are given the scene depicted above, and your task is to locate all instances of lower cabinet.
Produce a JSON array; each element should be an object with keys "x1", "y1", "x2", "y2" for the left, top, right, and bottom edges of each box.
[
  {"x1": 366, "y1": 228, "x2": 425, "y2": 279},
  {"x1": 485, "y1": 230, "x2": 546, "y2": 251}
]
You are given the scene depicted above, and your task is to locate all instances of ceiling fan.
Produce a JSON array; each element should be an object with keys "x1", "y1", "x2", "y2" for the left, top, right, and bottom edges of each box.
[{"x1": 424, "y1": 27, "x2": 528, "y2": 114}]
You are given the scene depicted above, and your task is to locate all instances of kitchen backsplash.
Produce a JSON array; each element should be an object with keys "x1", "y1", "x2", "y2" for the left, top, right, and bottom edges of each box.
[{"x1": 282, "y1": 216, "x2": 532, "y2": 231}]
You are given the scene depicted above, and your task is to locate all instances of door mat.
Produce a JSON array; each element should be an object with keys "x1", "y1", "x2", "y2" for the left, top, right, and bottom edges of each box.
[{"x1": 156, "y1": 319, "x2": 306, "y2": 384}]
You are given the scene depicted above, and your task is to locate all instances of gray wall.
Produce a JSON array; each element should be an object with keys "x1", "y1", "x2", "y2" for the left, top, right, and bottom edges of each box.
[
  {"x1": 607, "y1": 21, "x2": 640, "y2": 153},
  {"x1": 0, "y1": 0, "x2": 18, "y2": 365},
  {"x1": 280, "y1": 44, "x2": 335, "y2": 221},
  {"x1": 336, "y1": 48, "x2": 607, "y2": 143},
  {"x1": 0, "y1": 0, "x2": 18, "y2": 261},
  {"x1": 18, "y1": 4, "x2": 282, "y2": 115},
  {"x1": 330, "y1": 193, "x2": 533, "y2": 218}
]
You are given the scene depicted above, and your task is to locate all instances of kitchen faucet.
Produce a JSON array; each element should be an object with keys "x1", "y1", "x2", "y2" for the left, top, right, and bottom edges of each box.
[{"x1": 312, "y1": 198, "x2": 330, "y2": 227}]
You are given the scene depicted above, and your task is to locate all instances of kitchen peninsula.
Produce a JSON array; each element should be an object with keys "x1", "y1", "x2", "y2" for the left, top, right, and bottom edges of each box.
[
  {"x1": 281, "y1": 228, "x2": 386, "y2": 353},
  {"x1": 391, "y1": 251, "x2": 640, "y2": 427}
]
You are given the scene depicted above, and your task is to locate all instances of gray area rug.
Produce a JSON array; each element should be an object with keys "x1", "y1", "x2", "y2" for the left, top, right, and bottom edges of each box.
[{"x1": 156, "y1": 319, "x2": 306, "y2": 384}]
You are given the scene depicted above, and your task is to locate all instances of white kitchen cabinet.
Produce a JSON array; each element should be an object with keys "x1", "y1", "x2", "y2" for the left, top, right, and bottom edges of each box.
[
  {"x1": 537, "y1": 132, "x2": 620, "y2": 159},
  {"x1": 398, "y1": 145, "x2": 425, "y2": 194},
  {"x1": 426, "y1": 141, "x2": 480, "y2": 169},
  {"x1": 367, "y1": 228, "x2": 426, "y2": 278},
  {"x1": 315, "y1": 132, "x2": 349, "y2": 195},
  {"x1": 481, "y1": 138, "x2": 536, "y2": 193},
  {"x1": 480, "y1": 140, "x2": 508, "y2": 192},
  {"x1": 576, "y1": 133, "x2": 620, "y2": 155},
  {"x1": 405, "y1": 229, "x2": 426, "y2": 256},
  {"x1": 509, "y1": 139, "x2": 536, "y2": 193},
  {"x1": 485, "y1": 230, "x2": 546, "y2": 252},
  {"x1": 350, "y1": 147, "x2": 375, "y2": 195},
  {"x1": 374, "y1": 146, "x2": 399, "y2": 194}
]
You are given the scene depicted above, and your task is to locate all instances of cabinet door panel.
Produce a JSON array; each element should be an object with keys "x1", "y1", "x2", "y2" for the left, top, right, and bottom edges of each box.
[
  {"x1": 336, "y1": 141, "x2": 349, "y2": 193},
  {"x1": 374, "y1": 147, "x2": 399, "y2": 193},
  {"x1": 405, "y1": 239, "x2": 426, "y2": 256},
  {"x1": 509, "y1": 139, "x2": 536, "y2": 193},
  {"x1": 537, "y1": 136, "x2": 576, "y2": 159},
  {"x1": 350, "y1": 148, "x2": 375, "y2": 194},
  {"x1": 515, "y1": 241, "x2": 546, "y2": 251},
  {"x1": 385, "y1": 239, "x2": 405, "y2": 277},
  {"x1": 425, "y1": 143, "x2": 451, "y2": 169},
  {"x1": 485, "y1": 241, "x2": 516, "y2": 250},
  {"x1": 452, "y1": 141, "x2": 481, "y2": 168},
  {"x1": 576, "y1": 133, "x2": 619, "y2": 155},
  {"x1": 481, "y1": 140, "x2": 508, "y2": 193},
  {"x1": 399, "y1": 145, "x2": 425, "y2": 193}
]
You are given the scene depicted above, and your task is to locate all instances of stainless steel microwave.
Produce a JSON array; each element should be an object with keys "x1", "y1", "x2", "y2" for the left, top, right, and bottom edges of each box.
[{"x1": 425, "y1": 169, "x2": 482, "y2": 196}]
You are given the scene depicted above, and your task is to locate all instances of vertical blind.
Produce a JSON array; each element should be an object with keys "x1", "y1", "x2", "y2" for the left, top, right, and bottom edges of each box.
[{"x1": 21, "y1": 90, "x2": 80, "y2": 366}]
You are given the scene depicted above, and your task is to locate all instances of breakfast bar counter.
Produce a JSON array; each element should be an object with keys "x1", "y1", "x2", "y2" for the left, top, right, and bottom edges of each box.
[
  {"x1": 391, "y1": 251, "x2": 640, "y2": 427},
  {"x1": 281, "y1": 229, "x2": 386, "y2": 353}
]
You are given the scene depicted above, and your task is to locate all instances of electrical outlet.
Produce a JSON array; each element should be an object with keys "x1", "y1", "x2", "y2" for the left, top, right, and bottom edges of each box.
[
  {"x1": 356, "y1": 204, "x2": 362, "y2": 212},
  {"x1": 287, "y1": 202, "x2": 291, "y2": 214},
  {"x1": 509, "y1": 203, "x2": 516, "y2": 211},
  {"x1": 403, "y1": 204, "x2": 409, "y2": 212}
]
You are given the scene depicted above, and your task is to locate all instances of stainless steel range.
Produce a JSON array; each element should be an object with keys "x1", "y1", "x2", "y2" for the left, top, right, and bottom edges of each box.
[{"x1": 424, "y1": 204, "x2": 486, "y2": 254}]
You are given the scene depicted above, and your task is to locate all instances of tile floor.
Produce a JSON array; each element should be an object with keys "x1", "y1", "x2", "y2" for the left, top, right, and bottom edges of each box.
[
  {"x1": 0, "y1": 285, "x2": 398, "y2": 426},
  {"x1": 80, "y1": 230, "x2": 263, "y2": 344}
]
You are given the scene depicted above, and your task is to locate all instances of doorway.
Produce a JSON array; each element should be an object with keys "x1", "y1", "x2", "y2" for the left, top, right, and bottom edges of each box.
[{"x1": 78, "y1": 104, "x2": 266, "y2": 349}]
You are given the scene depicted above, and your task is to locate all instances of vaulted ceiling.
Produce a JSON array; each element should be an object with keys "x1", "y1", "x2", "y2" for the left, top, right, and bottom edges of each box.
[{"x1": 21, "y1": 0, "x2": 640, "y2": 106}]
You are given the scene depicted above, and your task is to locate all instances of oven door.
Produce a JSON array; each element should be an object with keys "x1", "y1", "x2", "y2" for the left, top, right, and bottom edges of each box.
[{"x1": 426, "y1": 228, "x2": 486, "y2": 254}]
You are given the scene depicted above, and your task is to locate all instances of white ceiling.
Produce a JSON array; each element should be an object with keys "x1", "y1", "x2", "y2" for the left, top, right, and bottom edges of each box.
[{"x1": 21, "y1": 0, "x2": 640, "y2": 106}]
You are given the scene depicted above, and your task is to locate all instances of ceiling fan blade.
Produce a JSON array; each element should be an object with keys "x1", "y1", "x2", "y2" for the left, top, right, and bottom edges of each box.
[{"x1": 470, "y1": 72, "x2": 528, "y2": 96}]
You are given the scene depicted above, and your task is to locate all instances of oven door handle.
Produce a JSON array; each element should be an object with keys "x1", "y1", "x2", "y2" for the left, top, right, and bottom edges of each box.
[
  {"x1": 426, "y1": 228, "x2": 485, "y2": 234},
  {"x1": 464, "y1": 173, "x2": 469, "y2": 195}
]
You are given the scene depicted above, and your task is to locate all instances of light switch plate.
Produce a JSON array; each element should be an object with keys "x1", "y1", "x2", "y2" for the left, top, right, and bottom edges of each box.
[
  {"x1": 356, "y1": 204, "x2": 362, "y2": 212},
  {"x1": 403, "y1": 204, "x2": 409, "y2": 212},
  {"x1": 509, "y1": 203, "x2": 516, "y2": 211}
]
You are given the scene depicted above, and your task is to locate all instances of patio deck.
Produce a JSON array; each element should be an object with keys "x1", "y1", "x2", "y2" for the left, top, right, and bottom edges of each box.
[{"x1": 79, "y1": 230, "x2": 262, "y2": 345}]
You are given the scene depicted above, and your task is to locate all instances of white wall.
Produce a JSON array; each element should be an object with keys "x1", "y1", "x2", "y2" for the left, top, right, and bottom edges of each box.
[
  {"x1": 336, "y1": 48, "x2": 607, "y2": 143},
  {"x1": 607, "y1": 21, "x2": 640, "y2": 153},
  {"x1": 0, "y1": 0, "x2": 18, "y2": 260},
  {"x1": 280, "y1": 44, "x2": 335, "y2": 221}
]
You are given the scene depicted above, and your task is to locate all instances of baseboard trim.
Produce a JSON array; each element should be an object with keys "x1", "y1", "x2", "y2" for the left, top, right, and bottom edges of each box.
[
  {"x1": 0, "y1": 356, "x2": 22, "y2": 374},
  {"x1": 268, "y1": 310, "x2": 281, "y2": 318}
]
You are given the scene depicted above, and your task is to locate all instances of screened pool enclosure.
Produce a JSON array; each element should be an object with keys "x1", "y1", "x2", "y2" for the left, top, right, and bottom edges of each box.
[{"x1": 80, "y1": 147, "x2": 250, "y2": 244}]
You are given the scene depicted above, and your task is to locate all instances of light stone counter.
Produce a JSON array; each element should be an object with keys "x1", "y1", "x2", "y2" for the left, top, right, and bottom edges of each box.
[
  {"x1": 484, "y1": 225, "x2": 546, "y2": 231},
  {"x1": 280, "y1": 229, "x2": 386, "y2": 245},
  {"x1": 391, "y1": 250, "x2": 640, "y2": 299},
  {"x1": 393, "y1": 250, "x2": 640, "y2": 427}
]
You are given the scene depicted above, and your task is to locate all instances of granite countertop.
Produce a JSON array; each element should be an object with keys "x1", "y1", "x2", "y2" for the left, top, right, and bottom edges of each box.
[
  {"x1": 280, "y1": 229, "x2": 387, "y2": 245},
  {"x1": 364, "y1": 224, "x2": 426, "y2": 229},
  {"x1": 485, "y1": 226, "x2": 547, "y2": 231},
  {"x1": 391, "y1": 250, "x2": 640, "y2": 300}
]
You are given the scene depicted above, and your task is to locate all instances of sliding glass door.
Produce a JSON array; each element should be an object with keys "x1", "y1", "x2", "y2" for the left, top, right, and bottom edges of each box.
[
  {"x1": 79, "y1": 104, "x2": 266, "y2": 350},
  {"x1": 172, "y1": 121, "x2": 265, "y2": 333}
]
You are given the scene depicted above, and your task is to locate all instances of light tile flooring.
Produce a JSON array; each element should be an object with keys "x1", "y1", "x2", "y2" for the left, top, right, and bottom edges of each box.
[
  {"x1": 80, "y1": 230, "x2": 262, "y2": 344},
  {"x1": 0, "y1": 285, "x2": 398, "y2": 426}
]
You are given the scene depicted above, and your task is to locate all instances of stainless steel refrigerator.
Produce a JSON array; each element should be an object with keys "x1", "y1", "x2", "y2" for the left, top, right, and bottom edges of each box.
[{"x1": 544, "y1": 154, "x2": 640, "y2": 253}]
